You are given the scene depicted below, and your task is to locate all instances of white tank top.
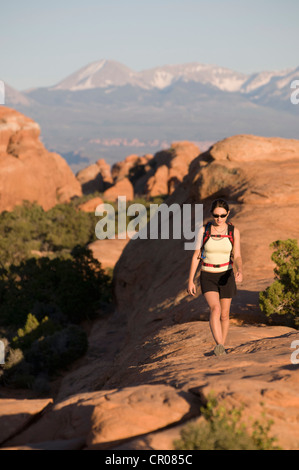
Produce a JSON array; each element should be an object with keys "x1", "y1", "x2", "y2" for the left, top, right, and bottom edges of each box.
[{"x1": 201, "y1": 227, "x2": 233, "y2": 273}]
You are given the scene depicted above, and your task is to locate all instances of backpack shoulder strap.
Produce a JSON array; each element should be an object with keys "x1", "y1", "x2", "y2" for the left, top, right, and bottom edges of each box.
[
  {"x1": 202, "y1": 221, "x2": 212, "y2": 246},
  {"x1": 227, "y1": 222, "x2": 234, "y2": 246},
  {"x1": 197, "y1": 222, "x2": 212, "y2": 260}
]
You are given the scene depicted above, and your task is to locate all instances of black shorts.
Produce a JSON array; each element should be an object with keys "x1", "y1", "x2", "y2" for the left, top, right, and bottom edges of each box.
[{"x1": 200, "y1": 268, "x2": 237, "y2": 299}]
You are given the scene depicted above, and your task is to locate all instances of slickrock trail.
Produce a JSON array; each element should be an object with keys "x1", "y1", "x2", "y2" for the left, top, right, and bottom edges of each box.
[
  {"x1": 2, "y1": 306, "x2": 298, "y2": 450},
  {"x1": 1, "y1": 132, "x2": 299, "y2": 450}
]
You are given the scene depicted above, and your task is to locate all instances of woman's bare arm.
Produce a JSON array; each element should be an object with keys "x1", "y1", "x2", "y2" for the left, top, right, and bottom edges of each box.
[
  {"x1": 233, "y1": 227, "x2": 243, "y2": 283},
  {"x1": 187, "y1": 226, "x2": 204, "y2": 295}
]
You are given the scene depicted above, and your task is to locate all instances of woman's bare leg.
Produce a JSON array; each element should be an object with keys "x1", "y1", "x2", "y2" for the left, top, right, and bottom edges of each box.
[
  {"x1": 203, "y1": 291, "x2": 223, "y2": 345},
  {"x1": 220, "y1": 297, "x2": 232, "y2": 346}
]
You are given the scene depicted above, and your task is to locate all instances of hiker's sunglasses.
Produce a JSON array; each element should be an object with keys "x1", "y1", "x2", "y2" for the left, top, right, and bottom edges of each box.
[{"x1": 212, "y1": 213, "x2": 228, "y2": 218}]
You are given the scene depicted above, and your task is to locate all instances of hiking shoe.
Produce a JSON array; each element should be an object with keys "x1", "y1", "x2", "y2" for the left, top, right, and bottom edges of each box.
[{"x1": 214, "y1": 344, "x2": 226, "y2": 356}]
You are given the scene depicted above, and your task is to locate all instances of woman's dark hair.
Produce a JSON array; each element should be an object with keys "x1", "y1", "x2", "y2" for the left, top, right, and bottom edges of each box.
[{"x1": 210, "y1": 198, "x2": 230, "y2": 213}]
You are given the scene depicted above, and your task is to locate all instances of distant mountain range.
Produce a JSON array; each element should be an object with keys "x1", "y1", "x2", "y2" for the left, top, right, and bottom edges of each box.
[
  {"x1": 3, "y1": 60, "x2": 299, "y2": 173},
  {"x1": 51, "y1": 59, "x2": 298, "y2": 96}
]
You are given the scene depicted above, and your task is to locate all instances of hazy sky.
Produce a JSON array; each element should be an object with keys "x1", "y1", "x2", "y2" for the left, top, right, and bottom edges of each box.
[{"x1": 1, "y1": 0, "x2": 299, "y2": 91}]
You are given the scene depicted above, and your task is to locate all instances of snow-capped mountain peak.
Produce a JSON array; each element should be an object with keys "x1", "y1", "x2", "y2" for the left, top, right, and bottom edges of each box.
[
  {"x1": 52, "y1": 60, "x2": 139, "y2": 91},
  {"x1": 50, "y1": 59, "x2": 298, "y2": 99},
  {"x1": 51, "y1": 59, "x2": 249, "y2": 92}
]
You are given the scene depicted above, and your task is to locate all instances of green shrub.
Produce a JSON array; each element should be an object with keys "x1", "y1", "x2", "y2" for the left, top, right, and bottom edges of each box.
[
  {"x1": 4, "y1": 321, "x2": 88, "y2": 388},
  {"x1": 174, "y1": 394, "x2": 280, "y2": 450},
  {"x1": 0, "y1": 245, "x2": 112, "y2": 327},
  {"x1": 26, "y1": 324, "x2": 88, "y2": 375},
  {"x1": 12, "y1": 313, "x2": 60, "y2": 350},
  {"x1": 259, "y1": 239, "x2": 299, "y2": 328},
  {"x1": 0, "y1": 200, "x2": 98, "y2": 267},
  {"x1": 0, "y1": 196, "x2": 167, "y2": 269},
  {"x1": 0, "y1": 199, "x2": 114, "y2": 390}
]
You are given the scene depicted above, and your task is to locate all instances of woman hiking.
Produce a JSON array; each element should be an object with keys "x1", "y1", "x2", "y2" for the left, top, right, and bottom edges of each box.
[{"x1": 187, "y1": 199, "x2": 243, "y2": 356}]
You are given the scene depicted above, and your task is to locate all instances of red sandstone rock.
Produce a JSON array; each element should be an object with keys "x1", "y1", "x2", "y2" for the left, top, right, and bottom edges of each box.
[
  {"x1": 76, "y1": 159, "x2": 113, "y2": 194},
  {"x1": 111, "y1": 154, "x2": 153, "y2": 183},
  {"x1": 1, "y1": 134, "x2": 299, "y2": 451},
  {"x1": 79, "y1": 142, "x2": 200, "y2": 199},
  {"x1": 4, "y1": 385, "x2": 199, "y2": 449},
  {"x1": 78, "y1": 196, "x2": 104, "y2": 212},
  {"x1": 143, "y1": 141, "x2": 200, "y2": 197},
  {"x1": 0, "y1": 106, "x2": 82, "y2": 211},
  {"x1": 0, "y1": 398, "x2": 53, "y2": 445},
  {"x1": 96, "y1": 158, "x2": 113, "y2": 185},
  {"x1": 103, "y1": 177, "x2": 134, "y2": 201},
  {"x1": 88, "y1": 237, "x2": 131, "y2": 269},
  {"x1": 210, "y1": 134, "x2": 299, "y2": 162}
]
